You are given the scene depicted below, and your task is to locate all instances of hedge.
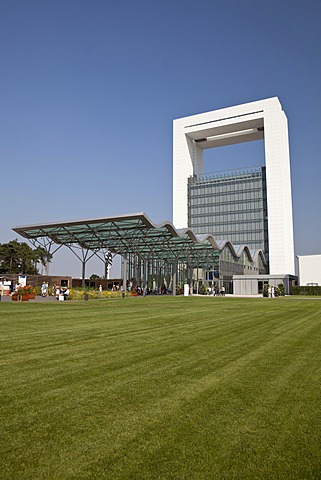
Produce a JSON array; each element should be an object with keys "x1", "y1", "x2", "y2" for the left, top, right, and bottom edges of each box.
[{"x1": 292, "y1": 286, "x2": 321, "y2": 296}]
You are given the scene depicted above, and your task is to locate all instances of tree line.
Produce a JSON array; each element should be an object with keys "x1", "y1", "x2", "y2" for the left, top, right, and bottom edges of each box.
[{"x1": 0, "y1": 240, "x2": 51, "y2": 275}]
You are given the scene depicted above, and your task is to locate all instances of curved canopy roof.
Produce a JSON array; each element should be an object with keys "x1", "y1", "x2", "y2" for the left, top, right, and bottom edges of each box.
[{"x1": 13, "y1": 212, "x2": 266, "y2": 267}]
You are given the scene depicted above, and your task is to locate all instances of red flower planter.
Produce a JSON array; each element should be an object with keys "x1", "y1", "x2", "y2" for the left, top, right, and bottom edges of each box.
[{"x1": 12, "y1": 294, "x2": 29, "y2": 302}]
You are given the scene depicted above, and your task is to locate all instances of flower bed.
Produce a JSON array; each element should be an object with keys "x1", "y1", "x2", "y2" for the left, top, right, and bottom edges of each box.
[{"x1": 69, "y1": 288, "x2": 130, "y2": 300}]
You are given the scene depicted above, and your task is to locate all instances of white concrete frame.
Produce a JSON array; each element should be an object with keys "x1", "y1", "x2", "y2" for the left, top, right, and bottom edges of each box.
[{"x1": 173, "y1": 97, "x2": 295, "y2": 275}]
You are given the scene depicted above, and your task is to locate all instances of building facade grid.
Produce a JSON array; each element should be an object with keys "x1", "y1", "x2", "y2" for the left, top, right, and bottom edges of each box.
[{"x1": 187, "y1": 166, "x2": 268, "y2": 260}]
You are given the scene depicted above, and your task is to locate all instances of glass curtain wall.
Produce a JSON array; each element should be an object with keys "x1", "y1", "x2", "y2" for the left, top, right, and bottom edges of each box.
[{"x1": 187, "y1": 167, "x2": 268, "y2": 258}]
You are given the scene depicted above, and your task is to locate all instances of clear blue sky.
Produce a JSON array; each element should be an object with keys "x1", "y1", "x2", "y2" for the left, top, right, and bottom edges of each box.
[{"x1": 1, "y1": 0, "x2": 320, "y2": 277}]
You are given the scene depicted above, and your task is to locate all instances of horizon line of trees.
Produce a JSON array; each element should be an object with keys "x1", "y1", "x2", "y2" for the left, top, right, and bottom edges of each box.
[{"x1": 0, "y1": 239, "x2": 51, "y2": 275}]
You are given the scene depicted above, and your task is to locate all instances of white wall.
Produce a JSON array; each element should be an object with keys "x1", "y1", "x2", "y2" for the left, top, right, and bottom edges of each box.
[{"x1": 297, "y1": 255, "x2": 321, "y2": 286}]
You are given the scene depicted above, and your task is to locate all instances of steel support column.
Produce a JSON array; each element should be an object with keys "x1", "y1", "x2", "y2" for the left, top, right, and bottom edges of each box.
[
  {"x1": 122, "y1": 253, "x2": 128, "y2": 292},
  {"x1": 172, "y1": 261, "x2": 177, "y2": 296}
]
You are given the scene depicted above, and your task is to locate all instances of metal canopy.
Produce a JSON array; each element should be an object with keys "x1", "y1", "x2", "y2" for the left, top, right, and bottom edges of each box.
[{"x1": 12, "y1": 212, "x2": 265, "y2": 268}]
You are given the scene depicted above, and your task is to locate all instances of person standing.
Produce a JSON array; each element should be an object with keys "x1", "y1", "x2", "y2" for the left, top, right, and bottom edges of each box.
[
  {"x1": 41, "y1": 282, "x2": 47, "y2": 297},
  {"x1": 55, "y1": 285, "x2": 60, "y2": 300},
  {"x1": 64, "y1": 288, "x2": 70, "y2": 300}
]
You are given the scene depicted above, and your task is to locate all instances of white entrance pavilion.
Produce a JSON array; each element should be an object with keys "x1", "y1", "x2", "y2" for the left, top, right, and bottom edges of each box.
[{"x1": 173, "y1": 97, "x2": 295, "y2": 276}]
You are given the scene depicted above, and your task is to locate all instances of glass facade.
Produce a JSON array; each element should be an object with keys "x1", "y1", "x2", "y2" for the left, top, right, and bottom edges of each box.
[
  {"x1": 125, "y1": 242, "x2": 266, "y2": 295},
  {"x1": 188, "y1": 166, "x2": 269, "y2": 262},
  {"x1": 202, "y1": 243, "x2": 266, "y2": 294}
]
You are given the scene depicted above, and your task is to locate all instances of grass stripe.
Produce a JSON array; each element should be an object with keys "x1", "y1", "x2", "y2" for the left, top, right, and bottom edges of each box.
[{"x1": 1, "y1": 297, "x2": 321, "y2": 479}]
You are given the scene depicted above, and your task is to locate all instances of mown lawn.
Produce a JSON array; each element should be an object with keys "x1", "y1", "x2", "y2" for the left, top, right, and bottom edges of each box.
[{"x1": 1, "y1": 296, "x2": 321, "y2": 479}]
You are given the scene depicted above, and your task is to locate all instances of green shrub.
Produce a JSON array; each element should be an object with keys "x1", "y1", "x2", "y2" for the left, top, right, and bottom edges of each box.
[
  {"x1": 276, "y1": 283, "x2": 285, "y2": 296},
  {"x1": 35, "y1": 286, "x2": 42, "y2": 296},
  {"x1": 199, "y1": 284, "x2": 208, "y2": 295},
  {"x1": 292, "y1": 286, "x2": 321, "y2": 296}
]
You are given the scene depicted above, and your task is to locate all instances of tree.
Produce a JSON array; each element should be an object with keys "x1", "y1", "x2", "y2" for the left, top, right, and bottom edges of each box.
[
  {"x1": 276, "y1": 283, "x2": 286, "y2": 296},
  {"x1": 0, "y1": 240, "x2": 51, "y2": 274}
]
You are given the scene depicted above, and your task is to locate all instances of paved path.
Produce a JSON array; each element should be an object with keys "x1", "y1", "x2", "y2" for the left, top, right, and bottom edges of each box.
[{"x1": 0, "y1": 295, "x2": 59, "y2": 303}]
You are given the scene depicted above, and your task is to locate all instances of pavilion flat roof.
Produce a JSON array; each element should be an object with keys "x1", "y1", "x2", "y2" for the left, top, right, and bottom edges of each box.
[{"x1": 13, "y1": 212, "x2": 266, "y2": 266}]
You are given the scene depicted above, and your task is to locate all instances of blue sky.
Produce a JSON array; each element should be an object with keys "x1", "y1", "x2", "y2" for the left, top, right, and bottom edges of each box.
[{"x1": 1, "y1": 0, "x2": 320, "y2": 277}]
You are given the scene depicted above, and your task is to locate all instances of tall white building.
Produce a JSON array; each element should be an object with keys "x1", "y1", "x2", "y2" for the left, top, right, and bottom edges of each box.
[{"x1": 173, "y1": 97, "x2": 295, "y2": 276}]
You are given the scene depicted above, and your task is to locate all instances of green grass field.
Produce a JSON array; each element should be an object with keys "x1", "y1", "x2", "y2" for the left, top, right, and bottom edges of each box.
[{"x1": 1, "y1": 296, "x2": 321, "y2": 479}]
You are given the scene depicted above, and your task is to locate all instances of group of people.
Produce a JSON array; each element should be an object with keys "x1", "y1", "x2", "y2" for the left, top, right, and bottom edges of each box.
[
  {"x1": 41, "y1": 282, "x2": 70, "y2": 300},
  {"x1": 52, "y1": 284, "x2": 70, "y2": 300},
  {"x1": 208, "y1": 285, "x2": 225, "y2": 296}
]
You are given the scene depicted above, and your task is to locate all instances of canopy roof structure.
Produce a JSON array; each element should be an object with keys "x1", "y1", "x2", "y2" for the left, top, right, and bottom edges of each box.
[{"x1": 12, "y1": 212, "x2": 266, "y2": 269}]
